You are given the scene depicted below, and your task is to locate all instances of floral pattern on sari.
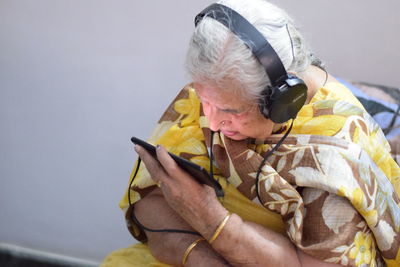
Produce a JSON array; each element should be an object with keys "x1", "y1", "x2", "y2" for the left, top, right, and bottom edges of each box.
[{"x1": 120, "y1": 83, "x2": 400, "y2": 266}]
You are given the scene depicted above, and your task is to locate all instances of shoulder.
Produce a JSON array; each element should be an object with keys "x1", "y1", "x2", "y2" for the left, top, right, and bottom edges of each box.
[{"x1": 310, "y1": 81, "x2": 365, "y2": 109}]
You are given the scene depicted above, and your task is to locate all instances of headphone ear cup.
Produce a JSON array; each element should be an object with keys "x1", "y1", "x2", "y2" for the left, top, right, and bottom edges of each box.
[{"x1": 262, "y1": 76, "x2": 308, "y2": 123}]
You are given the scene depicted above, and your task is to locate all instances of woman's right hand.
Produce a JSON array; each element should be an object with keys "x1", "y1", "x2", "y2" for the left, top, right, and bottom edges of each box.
[{"x1": 134, "y1": 144, "x2": 228, "y2": 238}]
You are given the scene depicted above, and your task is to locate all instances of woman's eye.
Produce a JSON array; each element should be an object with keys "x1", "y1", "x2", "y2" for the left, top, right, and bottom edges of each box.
[
  {"x1": 222, "y1": 108, "x2": 246, "y2": 115},
  {"x1": 222, "y1": 109, "x2": 237, "y2": 114}
]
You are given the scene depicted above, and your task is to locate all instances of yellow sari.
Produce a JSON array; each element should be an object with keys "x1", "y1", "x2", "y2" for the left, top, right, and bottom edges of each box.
[{"x1": 102, "y1": 83, "x2": 400, "y2": 267}]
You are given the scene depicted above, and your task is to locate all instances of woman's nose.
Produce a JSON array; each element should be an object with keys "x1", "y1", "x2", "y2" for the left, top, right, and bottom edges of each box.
[{"x1": 204, "y1": 105, "x2": 226, "y2": 131}]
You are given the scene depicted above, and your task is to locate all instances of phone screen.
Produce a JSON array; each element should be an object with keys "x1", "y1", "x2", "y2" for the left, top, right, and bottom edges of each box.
[{"x1": 131, "y1": 137, "x2": 223, "y2": 197}]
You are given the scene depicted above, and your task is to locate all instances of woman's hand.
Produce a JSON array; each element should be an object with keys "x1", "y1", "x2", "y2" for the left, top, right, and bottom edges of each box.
[{"x1": 134, "y1": 144, "x2": 227, "y2": 236}]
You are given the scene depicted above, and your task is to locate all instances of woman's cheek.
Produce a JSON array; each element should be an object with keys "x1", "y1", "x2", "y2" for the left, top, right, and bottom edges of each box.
[{"x1": 235, "y1": 116, "x2": 250, "y2": 126}]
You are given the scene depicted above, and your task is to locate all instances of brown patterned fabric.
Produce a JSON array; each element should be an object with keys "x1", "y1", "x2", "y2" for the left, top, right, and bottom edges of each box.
[{"x1": 120, "y1": 82, "x2": 400, "y2": 266}]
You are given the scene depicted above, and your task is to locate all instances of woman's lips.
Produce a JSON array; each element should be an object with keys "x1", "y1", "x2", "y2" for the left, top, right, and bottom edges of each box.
[{"x1": 221, "y1": 130, "x2": 238, "y2": 137}]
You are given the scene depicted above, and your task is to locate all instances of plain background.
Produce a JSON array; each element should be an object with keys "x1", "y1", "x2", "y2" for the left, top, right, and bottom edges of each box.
[{"x1": 1, "y1": 0, "x2": 399, "y2": 263}]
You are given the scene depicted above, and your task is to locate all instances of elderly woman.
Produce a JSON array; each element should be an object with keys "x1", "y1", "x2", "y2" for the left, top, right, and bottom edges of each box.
[{"x1": 102, "y1": 0, "x2": 400, "y2": 266}]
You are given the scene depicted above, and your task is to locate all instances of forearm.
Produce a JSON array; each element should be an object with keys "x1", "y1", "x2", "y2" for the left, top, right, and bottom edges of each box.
[
  {"x1": 199, "y1": 213, "x2": 299, "y2": 267},
  {"x1": 134, "y1": 190, "x2": 229, "y2": 266},
  {"x1": 198, "y1": 213, "x2": 339, "y2": 267}
]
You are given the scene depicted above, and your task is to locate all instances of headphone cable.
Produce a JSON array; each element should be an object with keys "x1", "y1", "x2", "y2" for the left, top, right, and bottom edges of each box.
[
  {"x1": 127, "y1": 158, "x2": 200, "y2": 236},
  {"x1": 255, "y1": 120, "x2": 294, "y2": 204}
]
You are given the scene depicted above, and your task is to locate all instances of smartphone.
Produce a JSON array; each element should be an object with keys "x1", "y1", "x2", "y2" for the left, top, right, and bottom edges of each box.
[{"x1": 131, "y1": 137, "x2": 224, "y2": 197}]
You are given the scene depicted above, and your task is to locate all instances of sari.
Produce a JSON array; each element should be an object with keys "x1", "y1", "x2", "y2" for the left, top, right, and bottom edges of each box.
[{"x1": 102, "y1": 82, "x2": 400, "y2": 267}]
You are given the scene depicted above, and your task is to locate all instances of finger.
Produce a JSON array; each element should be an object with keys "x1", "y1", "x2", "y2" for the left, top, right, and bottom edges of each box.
[
  {"x1": 134, "y1": 145, "x2": 169, "y2": 184},
  {"x1": 156, "y1": 145, "x2": 191, "y2": 182}
]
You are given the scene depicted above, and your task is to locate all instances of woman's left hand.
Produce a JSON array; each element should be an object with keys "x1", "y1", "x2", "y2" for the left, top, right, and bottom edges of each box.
[{"x1": 134, "y1": 144, "x2": 227, "y2": 236}]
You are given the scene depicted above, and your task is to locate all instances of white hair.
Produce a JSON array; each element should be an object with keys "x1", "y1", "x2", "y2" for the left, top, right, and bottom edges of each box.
[{"x1": 185, "y1": 0, "x2": 323, "y2": 100}]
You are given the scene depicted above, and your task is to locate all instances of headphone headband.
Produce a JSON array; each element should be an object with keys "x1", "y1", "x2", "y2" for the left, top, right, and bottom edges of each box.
[{"x1": 195, "y1": 3, "x2": 287, "y2": 86}]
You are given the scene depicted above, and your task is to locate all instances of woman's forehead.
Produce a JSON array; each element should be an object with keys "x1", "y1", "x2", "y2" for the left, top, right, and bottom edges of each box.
[{"x1": 193, "y1": 82, "x2": 252, "y2": 104}]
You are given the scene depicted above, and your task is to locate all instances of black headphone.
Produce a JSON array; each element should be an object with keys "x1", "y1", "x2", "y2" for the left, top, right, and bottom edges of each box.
[{"x1": 195, "y1": 3, "x2": 308, "y2": 123}]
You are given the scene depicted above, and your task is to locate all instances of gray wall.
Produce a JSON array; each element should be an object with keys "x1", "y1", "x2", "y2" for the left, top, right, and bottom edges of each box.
[
  {"x1": 0, "y1": 0, "x2": 398, "y2": 263},
  {"x1": 274, "y1": 0, "x2": 400, "y2": 87}
]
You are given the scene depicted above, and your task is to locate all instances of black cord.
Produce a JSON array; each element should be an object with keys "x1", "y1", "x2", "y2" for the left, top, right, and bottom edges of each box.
[
  {"x1": 286, "y1": 24, "x2": 295, "y2": 64},
  {"x1": 127, "y1": 158, "x2": 141, "y2": 207},
  {"x1": 127, "y1": 157, "x2": 200, "y2": 236},
  {"x1": 255, "y1": 120, "x2": 294, "y2": 204}
]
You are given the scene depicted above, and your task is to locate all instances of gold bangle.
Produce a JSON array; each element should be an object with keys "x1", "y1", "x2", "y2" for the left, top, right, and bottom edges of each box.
[
  {"x1": 208, "y1": 212, "x2": 232, "y2": 244},
  {"x1": 182, "y1": 237, "x2": 206, "y2": 266}
]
